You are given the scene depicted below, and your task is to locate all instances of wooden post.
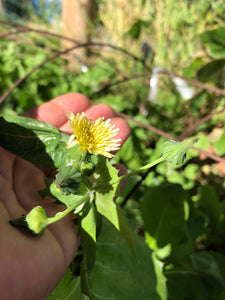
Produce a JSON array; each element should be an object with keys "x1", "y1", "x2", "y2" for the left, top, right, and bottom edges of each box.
[{"x1": 62, "y1": 0, "x2": 95, "y2": 71}]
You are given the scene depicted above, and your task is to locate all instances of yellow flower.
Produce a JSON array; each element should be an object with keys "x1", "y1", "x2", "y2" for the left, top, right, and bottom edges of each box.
[{"x1": 66, "y1": 112, "x2": 121, "y2": 158}]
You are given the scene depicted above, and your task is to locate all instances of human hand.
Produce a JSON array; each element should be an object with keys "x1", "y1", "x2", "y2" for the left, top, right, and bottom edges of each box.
[{"x1": 0, "y1": 93, "x2": 131, "y2": 300}]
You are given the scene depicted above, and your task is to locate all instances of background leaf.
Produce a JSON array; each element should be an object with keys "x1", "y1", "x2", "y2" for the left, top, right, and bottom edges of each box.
[
  {"x1": 199, "y1": 184, "x2": 223, "y2": 236},
  {"x1": 142, "y1": 183, "x2": 186, "y2": 249},
  {"x1": 166, "y1": 251, "x2": 225, "y2": 300},
  {"x1": 47, "y1": 269, "x2": 84, "y2": 300},
  {"x1": 89, "y1": 218, "x2": 167, "y2": 300},
  {"x1": 201, "y1": 26, "x2": 225, "y2": 58},
  {"x1": 213, "y1": 130, "x2": 225, "y2": 156},
  {"x1": 196, "y1": 59, "x2": 225, "y2": 83}
]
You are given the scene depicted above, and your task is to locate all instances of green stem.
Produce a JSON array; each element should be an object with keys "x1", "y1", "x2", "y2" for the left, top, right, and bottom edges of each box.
[
  {"x1": 46, "y1": 193, "x2": 90, "y2": 226},
  {"x1": 119, "y1": 157, "x2": 165, "y2": 182},
  {"x1": 94, "y1": 156, "x2": 165, "y2": 191},
  {"x1": 81, "y1": 151, "x2": 87, "y2": 162}
]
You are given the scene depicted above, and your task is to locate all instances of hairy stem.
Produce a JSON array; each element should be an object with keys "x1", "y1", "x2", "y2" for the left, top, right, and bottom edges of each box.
[{"x1": 47, "y1": 193, "x2": 90, "y2": 225}]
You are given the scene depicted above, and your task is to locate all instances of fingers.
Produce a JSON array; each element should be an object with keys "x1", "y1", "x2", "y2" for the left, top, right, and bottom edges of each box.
[
  {"x1": 11, "y1": 155, "x2": 79, "y2": 268},
  {"x1": 22, "y1": 93, "x2": 90, "y2": 128},
  {"x1": 24, "y1": 93, "x2": 131, "y2": 147},
  {"x1": 110, "y1": 117, "x2": 131, "y2": 148},
  {"x1": 59, "y1": 102, "x2": 116, "y2": 134}
]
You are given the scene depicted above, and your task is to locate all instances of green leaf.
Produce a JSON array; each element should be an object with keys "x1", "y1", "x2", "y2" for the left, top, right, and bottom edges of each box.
[
  {"x1": 142, "y1": 183, "x2": 186, "y2": 249},
  {"x1": 0, "y1": 115, "x2": 70, "y2": 168},
  {"x1": 89, "y1": 218, "x2": 167, "y2": 300},
  {"x1": 125, "y1": 19, "x2": 149, "y2": 39},
  {"x1": 166, "y1": 264, "x2": 207, "y2": 300},
  {"x1": 50, "y1": 182, "x2": 89, "y2": 208},
  {"x1": 55, "y1": 164, "x2": 81, "y2": 195},
  {"x1": 197, "y1": 59, "x2": 225, "y2": 83},
  {"x1": 190, "y1": 251, "x2": 225, "y2": 294},
  {"x1": 78, "y1": 202, "x2": 100, "y2": 297},
  {"x1": 201, "y1": 27, "x2": 225, "y2": 58},
  {"x1": 213, "y1": 130, "x2": 225, "y2": 156},
  {"x1": 195, "y1": 132, "x2": 210, "y2": 150},
  {"x1": 126, "y1": 20, "x2": 141, "y2": 39},
  {"x1": 184, "y1": 164, "x2": 199, "y2": 180},
  {"x1": 162, "y1": 138, "x2": 199, "y2": 165},
  {"x1": 47, "y1": 269, "x2": 84, "y2": 300},
  {"x1": 93, "y1": 156, "x2": 136, "y2": 256},
  {"x1": 81, "y1": 201, "x2": 97, "y2": 243},
  {"x1": 199, "y1": 184, "x2": 223, "y2": 235},
  {"x1": 79, "y1": 226, "x2": 96, "y2": 297},
  {"x1": 93, "y1": 156, "x2": 120, "y2": 228},
  {"x1": 166, "y1": 243, "x2": 225, "y2": 299}
]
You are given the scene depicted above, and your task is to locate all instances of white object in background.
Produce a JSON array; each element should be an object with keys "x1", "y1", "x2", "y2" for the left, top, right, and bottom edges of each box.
[
  {"x1": 172, "y1": 76, "x2": 195, "y2": 100},
  {"x1": 148, "y1": 67, "x2": 165, "y2": 103},
  {"x1": 81, "y1": 65, "x2": 88, "y2": 72},
  {"x1": 148, "y1": 67, "x2": 195, "y2": 103}
]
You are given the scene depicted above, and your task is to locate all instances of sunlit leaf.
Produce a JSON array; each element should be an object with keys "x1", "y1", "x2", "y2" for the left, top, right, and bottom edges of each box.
[
  {"x1": 0, "y1": 115, "x2": 69, "y2": 168},
  {"x1": 50, "y1": 182, "x2": 89, "y2": 208},
  {"x1": 81, "y1": 201, "x2": 97, "y2": 243},
  {"x1": 93, "y1": 156, "x2": 136, "y2": 256}
]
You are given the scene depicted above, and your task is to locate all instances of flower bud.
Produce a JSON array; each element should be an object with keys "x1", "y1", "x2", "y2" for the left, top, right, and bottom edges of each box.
[
  {"x1": 26, "y1": 206, "x2": 48, "y2": 235},
  {"x1": 162, "y1": 138, "x2": 199, "y2": 165}
]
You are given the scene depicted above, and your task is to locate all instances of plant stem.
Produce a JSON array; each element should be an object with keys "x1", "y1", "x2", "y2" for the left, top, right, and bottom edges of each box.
[
  {"x1": 46, "y1": 194, "x2": 90, "y2": 225},
  {"x1": 119, "y1": 156, "x2": 165, "y2": 182}
]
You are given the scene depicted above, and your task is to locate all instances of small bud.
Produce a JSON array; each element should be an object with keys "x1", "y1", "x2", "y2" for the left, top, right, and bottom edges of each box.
[
  {"x1": 26, "y1": 206, "x2": 48, "y2": 235},
  {"x1": 162, "y1": 138, "x2": 199, "y2": 165}
]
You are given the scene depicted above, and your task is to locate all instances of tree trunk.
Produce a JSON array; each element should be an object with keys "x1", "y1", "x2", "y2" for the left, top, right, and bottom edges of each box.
[{"x1": 62, "y1": 0, "x2": 95, "y2": 71}]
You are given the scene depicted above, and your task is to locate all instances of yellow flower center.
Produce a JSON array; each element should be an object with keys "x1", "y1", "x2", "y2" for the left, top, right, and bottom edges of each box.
[{"x1": 66, "y1": 112, "x2": 121, "y2": 158}]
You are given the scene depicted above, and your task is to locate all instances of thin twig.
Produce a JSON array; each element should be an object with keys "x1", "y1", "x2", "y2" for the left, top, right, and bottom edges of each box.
[
  {"x1": 192, "y1": 147, "x2": 225, "y2": 164},
  {"x1": 88, "y1": 73, "x2": 148, "y2": 98},
  {"x1": 0, "y1": 20, "x2": 80, "y2": 43},
  {"x1": 180, "y1": 106, "x2": 225, "y2": 138},
  {"x1": 116, "y1": 112, "x2": 225, "y2": 164},
  {"x1": 0, "y1": 43, "x2": 91, "y2": 104},
  {"x1": 0, "y1": 27, "x2": 30, "y2": 38},
  {"x1": 0, "y1": 39, "x2": 149, "y2": 104},
  {"x1": 116, "y1": 112, "x2": 174, "y2": 140},
  {"x1": 4, "y1": 35, "x2": 59, "y2": 52},
  {"x1": 0, "y1": 20, "x2": 148, "y2": 68},
  {"x1": 121, "y1": 168, "x2": 151, "y2": 207},
  {"x1": 159, "y1": 70, "x2": 225, "y2": 96}
]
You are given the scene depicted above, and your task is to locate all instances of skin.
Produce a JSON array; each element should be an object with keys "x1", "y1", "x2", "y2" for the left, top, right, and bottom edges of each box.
[{"x1": 0, "y1": 93, "x2": 131, "y2": 300}]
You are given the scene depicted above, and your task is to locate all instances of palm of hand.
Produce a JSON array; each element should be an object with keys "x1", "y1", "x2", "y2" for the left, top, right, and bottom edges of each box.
[{"x1": 0, "y1": 147, "x2": 78, "y2": 300}]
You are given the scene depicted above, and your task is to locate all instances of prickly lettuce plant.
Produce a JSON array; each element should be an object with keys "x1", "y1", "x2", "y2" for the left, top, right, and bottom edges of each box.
[{"x1": 0, "y1": 113, "x2": 197, "y2": 297}]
